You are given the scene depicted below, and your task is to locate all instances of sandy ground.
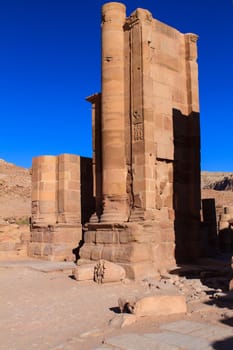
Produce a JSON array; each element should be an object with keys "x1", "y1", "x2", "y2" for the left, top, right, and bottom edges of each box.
[
  {"x1": 0, "y1": 264, "x2": 149, "y2": 350},
  {"x1": 1, "y1": 260, "x2": 233, "y2": 350}
]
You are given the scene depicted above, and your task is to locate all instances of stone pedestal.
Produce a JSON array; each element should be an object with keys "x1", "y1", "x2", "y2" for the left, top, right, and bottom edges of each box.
[
  {"x1": 29, "y1": 154, "x2": 83, "y2": 261},
  {"x1": 29, "y1": 224, "x2": 82, "y2": 261},
  {"x1": 80, "y1": 216, "x2": 176, "y2": 279}
]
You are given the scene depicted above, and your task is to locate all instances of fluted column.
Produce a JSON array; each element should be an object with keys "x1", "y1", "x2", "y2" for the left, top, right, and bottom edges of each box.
[{"x1": 100, "y1": 2, "x2": 128, "y2": 222}]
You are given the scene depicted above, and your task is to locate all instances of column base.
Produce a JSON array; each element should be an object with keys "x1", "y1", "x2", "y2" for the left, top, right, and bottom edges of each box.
[
  {"x1": 100, "y1": 195, "x2": 129, "y2": 222},
  {"x1": 79, "y1": 221, "x2": 177, "y2": 279}
]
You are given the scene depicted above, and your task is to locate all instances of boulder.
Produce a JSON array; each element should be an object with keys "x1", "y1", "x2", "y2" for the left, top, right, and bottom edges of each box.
[{"x1": 135, "y1": 295, "x2": 187, "y2": 317}]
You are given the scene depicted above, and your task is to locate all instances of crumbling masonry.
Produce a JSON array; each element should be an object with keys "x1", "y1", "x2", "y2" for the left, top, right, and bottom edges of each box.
[{"x1": 29, "y1": 2, "x2": 200, "y2": 279}]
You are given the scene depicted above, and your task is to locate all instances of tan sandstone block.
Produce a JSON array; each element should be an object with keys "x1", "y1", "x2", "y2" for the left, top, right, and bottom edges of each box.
[
  {"x1": 101, "y1": 245, "x2": 114, "y2": 261},
  {"x1": 80, "y1": 244, "x2": 94, "y2": 260},
  {"x1": 42, "y1": 230, "x2": 81, "y2": 244},
  {"x1": 84, "y1": 231, "x2": 96, "y2": 243},
  {"x1": 91, "y1": 245, "x2": 103, "y2": 260},
  {"x1": 31, "y1": 231, "x2": 43, "y2": 243},
  {"x1": 102, "y1": 262, "x2": 126, "y2": 282},
  {"x1": 96, "y1": 230, "x2": 119, "y2": 244},
  {"x1": 72, "y1": 264, "x2": 95, "y2": 281},
  {"x1": 113, "y1": 243, "x2": 150, "y2": 263},
  {"x1": 135, "y1": 295, "x2": 187, "y2": 317},
  {"x1": 28, "y1": 242, "x2": 42, "y2": 257}
]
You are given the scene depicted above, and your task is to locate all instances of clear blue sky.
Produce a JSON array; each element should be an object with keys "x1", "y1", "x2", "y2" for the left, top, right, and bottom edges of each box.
[{"x1": 0, "y1": 0, "x2": 232, "y2": 170}]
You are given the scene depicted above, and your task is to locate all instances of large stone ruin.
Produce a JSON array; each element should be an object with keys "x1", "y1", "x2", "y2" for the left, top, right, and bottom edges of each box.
[{"x1": 29, "y1": 2, "x2": 201, "y2": 279}]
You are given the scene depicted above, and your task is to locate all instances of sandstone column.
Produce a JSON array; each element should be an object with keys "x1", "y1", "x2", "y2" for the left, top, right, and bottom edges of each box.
[
  {"x1": 31, "y1": 156, "x2": 58, "y2": 225},
  {"x1": 57, "y1": 154, "x2": 81, "y2": 224},
  {"x1": 100, "y1": 2, "x2": 128, "y2": 222}
]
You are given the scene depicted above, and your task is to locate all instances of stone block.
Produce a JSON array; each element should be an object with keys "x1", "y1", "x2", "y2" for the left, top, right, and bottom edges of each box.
[
  {"x1": 120, "y1": 261, "x2": 160, "y2": 280},
  {"x1": 42, "y1": 229, "x2": 81, "y2": 244},
  {"x1": 96, "y1": 230, "x2": 119, "y2": 244},
  {"x1": 42, "y1": 243, "x2": 76, "y2": 261},
  {"x1": 113, "y1": 243, "x2": 151, "y2": 263},
  {"x1": 43, "y1": 244, "x2": 53, "y2": 257},
  {"x1": 160, "y1": 228, "x2": 175, "y2": 243},
  {"x1": 31, "y1": 231, "x2": 43, "y2": 242},
  {"x1": 135, "y1": 295, "x2": 187, "y2": 317},
  {"x1": 72, "y1": 264, "x2": 95, "y2": 281},
  {"x1": 157, "y1": 143, "x2": 174, "y2": 161},
  {"x1": 91, "y1": 245, "x2": 103, "y2": 260},
  {"x1": 84, "y1": 231, "x2": 96, "y2": 243},
  {"x1": 101, "y1": 245, "x2": 114, "y2": 261},
  {"x1": 94, "y1": 260, "x2": 126, "y2": 283},
  {"x1": 28, "y1": 242, "x2": 42, "y2": 257},
  {"x1": 159, "y1": 242, "x2": 175, "y2": 260},
  {"x1": 79, "y1": 244, "x2": 94, "y2": 260}
]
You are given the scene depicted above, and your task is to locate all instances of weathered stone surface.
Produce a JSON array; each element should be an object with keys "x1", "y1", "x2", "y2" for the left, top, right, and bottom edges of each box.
[
  {"x1": 29, "y1": 154, "x2": 94, "y2": 261},
  {"x1": 79, "y1": 1, "x2": 201, "y2": 278},
  {"x1": 94, "y1": 260, "x2": 126, "y2": 283},
  {"x1": 135, "y1": 295, "x2": 187, "y2": 317},
  {"x1": 72, "y1": 264, "x2": 95, "y2": 281}
]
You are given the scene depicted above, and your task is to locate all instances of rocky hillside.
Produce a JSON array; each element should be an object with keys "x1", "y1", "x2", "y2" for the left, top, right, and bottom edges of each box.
[
  {"x1": 201, "y1": 172, "x2": 233, "y2": 190},
  {"x1": 201, "y1": 172, "x2": 233, "y2": 208},
  {"x1": 0, "y1": 159, "x2": 31, "y2": 222}
]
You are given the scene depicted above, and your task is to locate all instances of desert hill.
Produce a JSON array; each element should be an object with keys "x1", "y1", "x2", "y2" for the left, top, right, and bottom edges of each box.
[
  {"x1": 201, "y1": 171, "x2": 233, "y2": 208},
  {"x1": 201, "y1": 171, "x2": 233, "y2": 190},
  {"x1": 0, "y1": 159, "x2": 31, "y2": 222}
]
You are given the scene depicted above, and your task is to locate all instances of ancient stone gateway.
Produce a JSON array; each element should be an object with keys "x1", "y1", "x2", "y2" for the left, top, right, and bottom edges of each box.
[
  {"x1": 79, "y1": 2, "x2": 201, "y2": 279},
  {"x1": 30, "y1": 2, "x2": 201, "y2": 278}
]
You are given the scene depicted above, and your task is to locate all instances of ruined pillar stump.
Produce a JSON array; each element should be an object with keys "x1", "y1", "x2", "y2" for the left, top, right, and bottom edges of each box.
[{"x1": 29, "y1": 154, "x2": 83, "y2": 261}]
